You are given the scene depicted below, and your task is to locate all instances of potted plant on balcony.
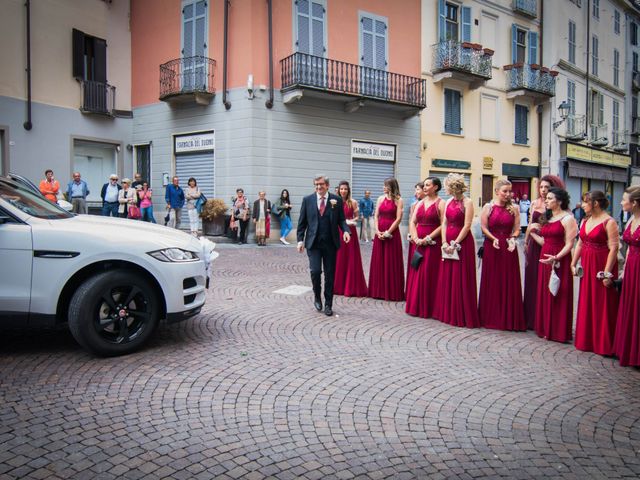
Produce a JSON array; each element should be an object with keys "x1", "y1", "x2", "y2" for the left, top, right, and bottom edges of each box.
[
  {"x1": 503, "y1": 62, "x2": 524, "y2": 71},
  {"x1": 549, "y1": 70, "x2": 559, "y2": 77},
  {"x1": 200, "y1": 198, "x2": 229, "y2": 236},
  {"x1": 483, "y1": 48, "x2": 494, "y2": 57},
  {"x1": 530, "y1": 64, "x2": 540, "y2": 70}
]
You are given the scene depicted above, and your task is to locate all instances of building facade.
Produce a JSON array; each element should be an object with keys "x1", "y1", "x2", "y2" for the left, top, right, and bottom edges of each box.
[
  {"x1": 421, "y1": 0, "x2": 553, "y2": 207},
  {"x1": 542, "y1": 0, "x2": 633, "y2": 220},
  {"x1": 0, "y1": 0, "x2": 134, "y2": 209},
  {"x1": 130, "y1": 0, "x2": 424, "y2": 230}
]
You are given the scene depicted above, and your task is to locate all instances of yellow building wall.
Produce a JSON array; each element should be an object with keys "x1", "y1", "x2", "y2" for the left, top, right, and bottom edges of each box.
[{"x1": 0, "y1": 0, "x2": 131, "y2": 111}]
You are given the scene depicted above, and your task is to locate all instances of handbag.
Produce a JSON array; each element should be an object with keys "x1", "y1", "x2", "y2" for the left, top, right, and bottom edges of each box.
[
  {"x1": 441, "y1": 246, "x2": 459, "y2": 261},
  {"x1": 410, "y1": 249, "x2": 423, "y2": 270},
  {"x1": 195, "y1": 192, "x2": 207, "y2": 214},
  {"x1": 477, "y1": 245, "x2": 484, "y2": 259},
  {"x1": 548, "y1": 262, "x2": 560, "y2": 296},
  {"x1": 127, "y1": 205, "x2": 141, "y2": 219}
]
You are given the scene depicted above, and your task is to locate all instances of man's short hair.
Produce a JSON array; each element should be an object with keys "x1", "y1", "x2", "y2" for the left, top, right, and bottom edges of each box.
[
  {"x1": 45, "y1": 169, "x2": 53, "y2": 175},
  {"x1": 314, "y1": 175, "x2": 329, "y2": 185}
]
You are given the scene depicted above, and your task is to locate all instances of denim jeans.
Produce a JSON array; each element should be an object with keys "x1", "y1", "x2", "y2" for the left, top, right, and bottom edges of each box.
[
  {"x1": 141, "y1": 206, "x2": 156, "y2": 223},
  {"x1": 280, "y1": 215, "x2": 293, "y2": 238},
  {"x1": 102, "y1": 201, "x2": 119, "y2": 217}
]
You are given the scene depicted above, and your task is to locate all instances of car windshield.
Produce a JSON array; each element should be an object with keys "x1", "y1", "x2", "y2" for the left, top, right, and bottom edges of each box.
[{"x1": 0, "y1": 181, "x2": 72, "y2": 219}]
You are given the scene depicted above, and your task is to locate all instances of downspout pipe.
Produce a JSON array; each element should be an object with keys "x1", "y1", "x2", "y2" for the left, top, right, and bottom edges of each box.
[
  {"x1": 23, "y1": 0, "x2": 33, "y2": 130},
  {"x1": 585, "y1": 0, "x2": 591, "y2": 138},
  {"x1": 222, "y1": 0, "x2": 231, "y2": 110},
  {"x1": 537, "y1": 0, "x2": 543, "y2": 179},
  {"x1": 265, "y1": 0, "x2": 274, "y2": 109}
]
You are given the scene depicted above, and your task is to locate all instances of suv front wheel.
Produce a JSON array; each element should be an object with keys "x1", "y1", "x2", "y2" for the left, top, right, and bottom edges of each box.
[{"x1": 68, "y1": 270, "x2": 160, "y2": 356}]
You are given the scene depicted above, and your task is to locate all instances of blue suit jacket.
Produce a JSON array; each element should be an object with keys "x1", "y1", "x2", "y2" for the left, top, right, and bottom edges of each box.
[{"x1": 297, "y1": 192, "x2": 349, "y2": 250}]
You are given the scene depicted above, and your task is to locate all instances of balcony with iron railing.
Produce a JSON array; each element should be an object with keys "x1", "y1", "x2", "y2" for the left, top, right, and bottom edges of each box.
[
  {"x1": 80, "y1": 80, "x2": 115, "y2": 116},
  {"x1": 512, "y1": 0, "x2": 538, "y2": 18},
  {"x1": 612, "y1": 130, "x2": 629, "y2": 152},
  {"x1": 504, "y1": 63, "x2": 557, "y2": 100},
  {"x1": 565, "y1": 114, "x2": 586, "y2": 140},
  {"x1": 431, "y1": 41, "x2": 493, "y2": 88},
  {"x1": 589, "y1": 123, "x2": 609, "y2": 147},
  {"x1": 159, "y1": 56, "x2": 216, "y2": 105},
  {"x1": 280, "y1": 52, "x2": 426, "y2": 113}
]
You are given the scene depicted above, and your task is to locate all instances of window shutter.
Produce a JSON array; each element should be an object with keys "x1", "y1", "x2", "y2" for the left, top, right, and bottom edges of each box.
[
  {"x1": 362, "y1": 16, "x2": 374, "y2": 67},
  {"x1": 452, "y1": 90, "x2": 461, "y2": 134},
  {"x1": 72, "y1": 29, "x2": 85, "y2": 78},
  {"x1": 598, "y1": 93, "x2": 604, "y2": 124},
  {"x1": 444, "y1": 89, "x2": 452, "y2": 132},
  {"x1": 462, "y1": 6, "x2": 471, "y2": 42},
  {"x1": 438, "y1": 0, "x2": 446, "y2": 42},
  {"x1": 297, "y1": 0, "x2": 310, "y2": 53},
  {"x1": 311, "y1": 2, "x2": 325, "y2": 56},
  {"x1": 511, "y1": 24, "x2": 517, "y2": 64},
  {"x1": 183, "y1": 3, "x2": 194, "y2": 57},
  {"x1": 94, "y1": 38, "x2": 107, "y2": 83},
  {"x1": 195, "y1": 1, "x2": 206, "y2": 56},
  {"x1": 515, "y1": 105, "x2": 528, "y2": 144},
  {"x1": 528, "y1": 31, "x2": 538, "y2": 64},
  {"x1": 374, "y1": 19, "x2": 387, "y2": 70}
]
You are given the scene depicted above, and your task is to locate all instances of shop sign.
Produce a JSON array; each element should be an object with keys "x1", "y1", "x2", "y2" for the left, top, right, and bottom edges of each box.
[
  {"x1": 432, "y1": 159, "x2": 471, "y2": 170},
  {"x1": 613, "y1": 154, "x2": 631, "y2": 168},
  {"x1": 483, "y1": 157, "x2": 493, "y2": 170},
  {"x1": 564, "y1": 142, "x2": 630, "y2": 168},
  {"x1": 351, "y1": 141, "x2": 396, "y2": 161},
  {"x1": 174, "y1": 131, "x2": 215, "y2": 154}
]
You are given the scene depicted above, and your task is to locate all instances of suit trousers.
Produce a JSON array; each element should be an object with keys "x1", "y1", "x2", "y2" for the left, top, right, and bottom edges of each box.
[{"x1": 307, "y1": 240, "x2": 337, "y2": 306}]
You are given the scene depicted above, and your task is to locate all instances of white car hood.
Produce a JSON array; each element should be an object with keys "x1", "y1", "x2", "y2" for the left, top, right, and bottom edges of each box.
[{"x1": 30, "y1": 215, "x2": 201, "y2": 252}]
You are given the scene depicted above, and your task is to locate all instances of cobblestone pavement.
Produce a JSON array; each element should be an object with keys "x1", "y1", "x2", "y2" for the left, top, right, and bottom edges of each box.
[{"x1": 1, "y1": 242, "x2": 640, "y2": 479}]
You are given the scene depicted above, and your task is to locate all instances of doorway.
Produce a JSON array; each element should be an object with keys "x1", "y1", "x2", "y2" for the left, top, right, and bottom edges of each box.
[{"x1": 482, "y1": 175, "x2": 494, "y2": 206}]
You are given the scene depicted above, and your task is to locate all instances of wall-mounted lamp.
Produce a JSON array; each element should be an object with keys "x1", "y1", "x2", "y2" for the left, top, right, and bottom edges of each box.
[
  {"x1": 553, "y1": 101, "x2": 571, "y2": 130},
  {"x1": 520, "y1": 157, "x2": 530, "y2": 164},
  {"x1": 247, "y1": 74, "x2": 254, "y2": 99}
]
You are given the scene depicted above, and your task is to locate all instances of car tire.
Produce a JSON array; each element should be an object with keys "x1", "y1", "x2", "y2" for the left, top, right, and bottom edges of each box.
[{"x1": 68, "y1": 270, "x2": 159, "y2": 356}]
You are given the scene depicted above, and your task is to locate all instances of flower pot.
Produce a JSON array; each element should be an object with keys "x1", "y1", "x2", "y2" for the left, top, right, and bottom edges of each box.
[
  {"x1": 483, "y1": 48, "x2": 495, "y2": 56},
  {"x1": 203, "y1": 216, "x2": 226, "y2": 236}
]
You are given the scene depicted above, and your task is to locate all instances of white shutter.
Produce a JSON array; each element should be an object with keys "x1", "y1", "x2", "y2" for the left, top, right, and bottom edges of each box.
[
  {"x1": 352, "y1": 159, "x2": 395, "y2": 201},
  {"x1": 176, "y1": 152, "x2": 215, "y2": 229}
]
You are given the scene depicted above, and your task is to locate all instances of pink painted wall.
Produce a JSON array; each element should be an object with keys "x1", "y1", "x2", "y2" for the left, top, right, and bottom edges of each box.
[{"x1": 131, "y1": 0, "x2": 420, "y2": 107}]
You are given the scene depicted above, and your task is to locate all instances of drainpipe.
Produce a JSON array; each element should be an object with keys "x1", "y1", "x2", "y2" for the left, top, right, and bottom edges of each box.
[
  {"x1": 265, "y1": 0, "x2": 274, "y2": 109},
  {"x1": 585, "y1": 0, "x2": 591, "y2": 138},
  {"x1": 23, "y1": 0, "x2": 33, "y2": 130},
  {"x1": 537, "y1": 0, "x2": 543, "y2": 179},
  {"x1": 222, "y1": 0, "x2": 231, "y2": 110}
]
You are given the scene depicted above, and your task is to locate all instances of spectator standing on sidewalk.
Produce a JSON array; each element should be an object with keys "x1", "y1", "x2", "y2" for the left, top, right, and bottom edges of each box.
[
  {"x1": 358, "y1": 190, "x2": 374, "y2": 242},
  {"x1": 274, "y1": 189, "x2": 293, "y2": 244},
  {"x1": 118, "y1": 178, "x2": 137, "y2": 218},
  {"x1": 253, "y1": 191, "x2": 272, "y2": 246},
  {"x1": 39, "y1": 169, "x2": 60, "y2": 203},
  {"x1": 101, "y1": 174, "x2": 121, "y2": 217},
  {"x1": 519, "y1": 193, "x2": 531, "y2": 235},
  {"x1": 66, "y1": 172, "x2": 89, "y2": 214},
  {"x1": 231, "y1": 188, "x2": 250, "y2": 244},
  {"x1": 165, "y1": 176, "x2": 185, "y2": 229},
  {"x1": 138, "y1": 181, "x2": 156, "y2": 223},
  {"x1": 185, "y1": 177, "x2": 202, "y2": 236}
]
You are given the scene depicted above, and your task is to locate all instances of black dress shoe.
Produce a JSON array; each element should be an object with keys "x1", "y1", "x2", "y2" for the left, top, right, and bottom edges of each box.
[
  {"x1": 314, "y1": 298, "x2": 323, "y2": 312},
  {"x1": 324, "y1": 305, "x2": 333, "y2": 316}
]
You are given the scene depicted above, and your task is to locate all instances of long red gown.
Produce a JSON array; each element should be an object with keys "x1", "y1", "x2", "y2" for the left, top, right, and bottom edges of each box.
[
  {"x1": 478, "y1": 205, "x2": 525, "y2": 331},
  {"x1": 432, "y1": 198, "x2": 479, "y2": 328},
  {"x1": 405, "y1": 200, "x2": 442, "y2": 318},
  {"x1": 405, "y1": 203, "x2": 418, "y2": 295},
  {"x1": 524, "y1": 210, "x2": 543, "y2": 330},
  {"x1": 334, "y1": 201, "x2": 368, "y2": 297},
  {"x1": 534, "y1": 218, "x2": 573, "y2": 343},
  {"x1": 614, "y1": 223, "x2": 640, "y2": 366},
  {"x1": 574, "y1": 219, "x2": 619, "y2": 355},
  {"x1": 368, "y1": 197, "x2": 405, "y2": 301}
]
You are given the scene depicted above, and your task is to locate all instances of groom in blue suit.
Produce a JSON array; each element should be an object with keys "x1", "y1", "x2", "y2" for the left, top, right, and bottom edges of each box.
[{"x1": 297, "y1": 175, "x2": 351, "y2": 316}]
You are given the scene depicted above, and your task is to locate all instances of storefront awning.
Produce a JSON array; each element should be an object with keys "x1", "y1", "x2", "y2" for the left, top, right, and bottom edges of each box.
[{"x1": 567, "y1": 160, "x2": 627, "y2": 183}]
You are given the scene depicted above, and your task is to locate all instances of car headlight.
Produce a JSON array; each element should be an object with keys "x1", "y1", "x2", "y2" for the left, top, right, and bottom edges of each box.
[{"x1": 148, "y1": 248, "x2": 199, "y2": 262}]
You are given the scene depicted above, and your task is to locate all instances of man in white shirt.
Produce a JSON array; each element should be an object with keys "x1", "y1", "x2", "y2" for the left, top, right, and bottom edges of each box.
[
  {"x1": 519, "y1": 193, "x2": 531, "y2": 235},
  {"x1": 100, "y1": 174, "x2": 122, "y2": 217}
]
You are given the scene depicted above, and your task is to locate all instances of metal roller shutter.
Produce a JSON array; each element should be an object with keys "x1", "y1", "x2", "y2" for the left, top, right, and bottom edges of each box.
[
  {"x1": 351, "y1": 158, "x2": 395, "y2": 202},
  {"x1": 428, "y1": 171, "x2": 471, "y2": 200},
  {"x1": 176, "y1": 152, "x2": 215, "y2": 229}
]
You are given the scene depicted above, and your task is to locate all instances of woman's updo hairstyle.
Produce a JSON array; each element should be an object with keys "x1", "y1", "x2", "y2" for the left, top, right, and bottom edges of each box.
[
  {"x1": 444, "y1": 173, "x2": 467, "y2": 195},
  {"x1": 424, "y1": 176, "x2": 442, "y2": 192},
  {"x1": 582, "y1": 190, "x2": 609, "y2": 211}
]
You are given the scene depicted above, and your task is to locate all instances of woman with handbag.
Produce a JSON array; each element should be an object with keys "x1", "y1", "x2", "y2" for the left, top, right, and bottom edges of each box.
[
  {"x1": 571, "y1": 190, "x2": 619, "y2": 356},
  {"x1": 185, "y1": 177, "x2": 202, "y2": 236},
  {"x1": 613, "y1": 186, "x2": 640, "y2": 366},
  {"x1": 368, "y1": 177, "x2": 405, "y2": 301},
  {"x1": 405, "y1": 177, "x2": 444, "y2": 319},
  {"x1": 230, "y1": 188, "x2": 250, "y2": 244},
  {"x1": 274, "y1": 189, "x2": 293, "y2": 244},
  {"x1": 118, "y1": 178, "x2": 137, "y2": 219},
  {"x1": 334, "y1": 181, "x2": 367, "y2": 297},
  {"x1": 405, "y1": 182, "x2": 425, "y2": 297},
  {"x1": 529, "y1": 187, "x2": 577, "y2": 343},
  {"x1": 138, "y1": 182, "x2": 156, "y2": 223},
  {"x1": 478, "y1": 180, "x2": 525, "y2": 331},
  {"x1": 523, "y1": 175, "x2": 565, "y2": 330},
  {"x1": 432, "y1": 174, "x2": 479, "y2": 328}
]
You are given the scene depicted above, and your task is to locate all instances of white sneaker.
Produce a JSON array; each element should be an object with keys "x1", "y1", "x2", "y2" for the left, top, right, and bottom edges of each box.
[
  {"x1": 280, "y1": 237, "x2": 287, "y2": 245},
  {"x1": 284, "y1": 239, "x2": 290, "y2": 245}
]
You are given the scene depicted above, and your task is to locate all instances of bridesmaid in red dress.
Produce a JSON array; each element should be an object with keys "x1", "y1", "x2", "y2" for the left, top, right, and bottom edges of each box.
[
  {"x1": 571, "y1": 191, "x2": 619, "y2": 355},
  {"x1": 524, "y1": 175, "x2": 565, "y2": 330},
  {"x1": 368, "y1": 177, "x2": 405, "y2": 301},
  {"x1": 432, "y1": 173, "x2": 479, "y2": 328},
  {"x1": 478, "y1": 180, "x2": 525, "y2": 331},
  {"x1": 614, "y1": 186, "x2": 640, "y2": 366},
  {"x1": 334, "y1": 181, "x2": 368, "y2": 297},
  {"x1": 530, "y1": 188, "x2": 577, "y2": 343},
  {"x1": 405, "y1": 177, "x2": 444, "y2": 318},
  {"x1": 405, "y1": 182, "x2": 426, "y2": 295}
]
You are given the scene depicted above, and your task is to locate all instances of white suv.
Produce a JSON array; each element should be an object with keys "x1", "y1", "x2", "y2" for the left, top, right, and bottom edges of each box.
[{"x1": 0, "y1": 176, "x2": 207, "y2": 356}]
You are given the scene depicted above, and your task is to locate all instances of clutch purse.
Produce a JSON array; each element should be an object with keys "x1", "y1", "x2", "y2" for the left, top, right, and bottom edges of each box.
[
  {"x1": 410, "y1": 250, "x2": 423, "y2": 270},
  {"x1": 548, "y1": 262, "x2": 560, "y2": 296},
  {"x1": 441, "y1": 248, "x2": 460, "y2": 261}
]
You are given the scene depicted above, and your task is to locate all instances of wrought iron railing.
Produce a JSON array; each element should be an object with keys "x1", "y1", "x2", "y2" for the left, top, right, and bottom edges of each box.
[
  {"x1": 566, "y1": 114, "x2": 586, "y2": 139},
  {"x1": 431, "y1": 41, "x2": 493, "y2": 79},
  {"x1": 505, "y1": 64, "x2": 556, "y2": 96},
  {"x1": 512, "y1": 0, "x2": 537, "y2": 17},
  {"x1": 80, "y1": 80, "x2": 115, "y2": 115},
  {"x1": 159, "y1": 56, "x2": 216, "y2": 99},
  {"x1": 589, "y1": 123, "x2": 609, "y2": 146},
  {"x1": 612, "y1": 130, "x2": 629, "y2": 150},
  {"x1": 280, "y1": 52, "x2": 426, "y2": 108}
]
